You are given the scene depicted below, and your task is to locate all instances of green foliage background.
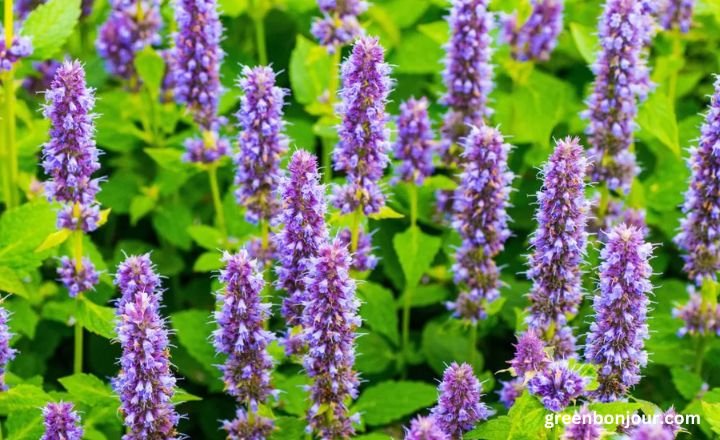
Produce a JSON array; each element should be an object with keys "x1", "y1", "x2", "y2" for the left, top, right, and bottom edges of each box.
[{"x1": 3, "y1": 0, "x2": 720, "y2": 438}]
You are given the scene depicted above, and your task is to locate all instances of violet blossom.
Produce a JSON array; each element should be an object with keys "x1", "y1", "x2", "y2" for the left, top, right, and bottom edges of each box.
[
  {"x1": 41, "y1": 402, "x2": 83, "y2": 440},
  {"x1": 393, "y1": 96, "x2": 435, "y2": 185},
  {"x1": 430, "y1": 362, "x2": 492, "y2": 438},
  {"x1": 501, "y1": 0, "x2": 564, "y2": 62}
]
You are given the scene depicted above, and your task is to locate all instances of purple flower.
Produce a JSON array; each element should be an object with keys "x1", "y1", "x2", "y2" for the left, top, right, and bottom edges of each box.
[
  {"x1": 527, "y1": 361, "x2": 586, "y2": 411},
  {"x1": 661, "y1": 0, "x2": 693, "y2": 32},
  {"x1": 673, "y1": 285, "x2": 720, "y2": 337},
  {"x1": 222, "y1": 407, "x2": 274, "y2": 440},
  {"x1": 583, "y1": 0, "x2": 654, "y2": 193},
  {"x1": 213, "y1": 250, "x2": 275, "y2": 412},
  {"x1": 302, "y1": 238, "x2": 361, "y2": 439},
  {"x1": 0, "y1": 28, "x2": 32, "y2": 71},
  {"x1": 562, "y1": 405, "x2": 603, "y2": 440},
  {"x1": 41, "y1": 60, "x2": 102, "y2": 209},
  {"x1": 592, "y1": 198, "x2": 649, "y2": 239},
  {"x1": 338, "y1": 227, "x2": 378, "y2": 272},
  {"x1": 509, "y1": 330, "x2": 550, "y2": 377},
  {"x1": 627, "y1": 409, "x2": 680, "y2": 440},
  {"x1": 173, "y1": 0, "x2": 224, "y2": 131},
  {"x1": 393, "y1": 97, "x2": 435, "y2": 185},
  {"x1": 311, "y1": 0, "x2": 366, "y2": 49},
  {"x1": 439, "y1": 0, "x2": 494, "y2": 166},
  {"x1": 234, "y1": 66, "x2": 288, "y2": 224},
  {"x1": 182, "y1": 133, "x2": 230, "y2": 164},
  {"x1": 449, "y1": 125, "x2": 513, "y2": 321},
  {"x1": 331, "y1": 37, "x2": 392, "y2": 216},
  {"x1": 527, "y1": 138, "x2": 588, "y2": 347},
  {"x1": 96, "y1": 0, "x2": 162, "y2": 80},
  {"x1": 430, "y1": 362, "x2": 492, "y2": 438},
  {"x1": 57, "y1": 257, "x2": 99, "y2": 298},
  {"x1": 23, "y1": 60, "x2": 60, "y2": 95},
  {"x1": 41, "y1": 402, "x2": 84, "y2": 440},
  {"x1": 404, "y1": 416, "x2": 449, "y2": 440},
  {"x1": 247, "y1": 237, "x2": 277, "y2": 269},
  {"x1": 57, "y1": 203, "x2": 100, "y2": 232},
  {"x1": 497, "y1": 378, "x2": 523, "y2": 408},
  {"x1": 550, "y1": 324, "x2": 578, "y2": 360},
  {"x1": 0, "y1": 306, "x2": 16, "y2": 391},
  {"x1": 675, "y1": 78, "x2": 720, "y2": 284},
  {"x1": 585, "y1": 224, "x2": 653, "y2": 402},
  {"x1": 113, "y1": 254, "x2": 180, "y2": 439},
  {"x1": 501, "y1": 0, "x2": 564, "y2": 61},
  {"x1": 16, "y1": 0, "x2": 44, "y2": 19},
  {"x1": 275, "y1": 151, "x2": 328, "y2": 328}
]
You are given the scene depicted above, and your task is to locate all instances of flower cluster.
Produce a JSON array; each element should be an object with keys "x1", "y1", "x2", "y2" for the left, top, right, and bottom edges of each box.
[
  {"x1": 660, "y1": 0, "x2": 694, "y2": 33},
  {"x1": 332, "y1": 36, "x2": 392, "y2": 216},
  {"x1": 41, "y1": 402, "x2": 84, "y2": 440},
  {"x1": 234, "y1": 66, "x2": 288, "y2": 224},
  {"x1": 0, "y1": 305, "x2": 16, "y2": 391},
  {"x1": 450, "y1": 125, "x2": 513, "y2": 321},
  {"x1": 497, "y1": 377, "x2": 523, "y2": 409},
  {"x1": 96, "y1": 0, "x2": 162, "y2": 81},
  {"x1": 404, "y1": 416, "x2": 449, "y2": 440},
  {"x1": 583, "y1": 0, "x2": 654, "y2": 192},
  {"x1": 393, "y1": 97, "x2": 435, "y2": 185},
  {"x1": 338, "y1": 227, "x2": 377, "y2": 271},
  {"x1": 626, "y1": 408, "x2": 681, "y2": 440},
  {"x1": 431, "y1": 362, "x2": 492, "y2": 438},
  {"x1": 214, "y1": 250, "x2": 275, "y2": 437},
  {"x1": 676, "y1": 77, "x2": 720, "y2": 284},
  {"x1": 501, "y1": 0, "x2": 564, "y2": 61},
  {"x1": 562, "y1": 406, "x2": 603, "y2": 440},
  {"x1": 673, "y1": 285, "x2": 720, "y2": 337},
  {"x1": 57, "y1": 257, "x2": 100, "y2": 298},
  {"x1": 311, "y1": 0, "x2": 367, "y2": 50},
  {"x1": 222, "y1": 408, "x2": 274, "y2": 440},
  {"x1": 585, "y1": 224, "x2": 653, "y2": 402},
  {"x1": 275, "y1": 151, "x2": 328, "y2": 328},
  {"x1": 509, "y1": 330, "x2": 550, "y2": 377},
  {"x1": 182, "y1": 133, "x2": 230, "y2": 164},
  {"x1": 0, "y1": 28, "x2": 32, "y2": 71},
  {"x1": 302, "y1": 238, "x2": 361, "y2": 439},
  {"x1": 527, "y1": 361, "x2": 586, "y2": 412},
  {"x1": 173, "y1": 0, "x2": 224, "y2": 131},
  {"x1": 439, "y1": 0, "x2": 494, "y2": 166},
  {"x1": 527, "y1": 138, "x2": 588, "y2": 354},
  {"x1": 113, "y1": 254, "x2": 180, "y2": 439}
]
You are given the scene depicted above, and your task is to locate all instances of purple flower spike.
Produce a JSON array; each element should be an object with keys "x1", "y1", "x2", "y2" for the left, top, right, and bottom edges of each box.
[
  {"x1": 0, "y1": 305, "x2": 17, "y2": 391},
  {"x1": 661, "y1": 0, "x2": 693, "y2": 33},
  {"x1": 302, "y1": 238, "x2": 361, "y2": 439},
  {"x1": 96, "y1": 0, "x2": 162, "y2": 80},
  {"x1": 223, "y1": 407, "x2": 274, "y2": 440},
  {"x1": 311, "y1": 0, "x2": 366, "y2": 50},
  {"x1": 41, "y1": 402, "x2": 84, "y2": 440},
  {"x1": 234, "y1": 66, "x2": 288, "y2": 224},
  {"x1": 213, "y1": 250, "x2": 275, "y2": 412},
  {"x1": 338, "y1": 227, "x2": 378, "y2": 272},
  {"x1": 404, "y1": 416, "x2": 449, "y2": 440},
  {"x1": 550, "y1": 324, "x2": 578, "y2": 360},
  {"x1": 0, "y1": 28, "x2": 32, "y2": 71},
  {"x1": 498, "y1": 378, "x2": 524, "y2": 409},
  {"x1": 585, "y1": 224, "x2": 653, "y2": 402},
  {"x1": 173, "y1": 0, "x2": 224, "y2": 131},
  {"x1": 41, "y1": 60, "x2": 102, "y2": 208},
  {"x1": 182, "y1": 133, "x2": 230, "y2": 164},
  {"x1": 439, "y1": 0, "x2": 494, "y2": 166},
  {"x1": 57, "y1": 257, "x2": 99, "y2": 297},
  {"x1": 275, "y1": 151, "x2": 328, "y2": 328},
  {"x1": 501, "y1": 0, "x2": 564, "y2": 62},
  {"x1": 562, "y1": 405, "x2": 603, "y2": 440},
  {"x1": 676, "y1": 78, "x2": 720, "y2": 284},
  {"x1": 527, "y1": 361, "x2": 586, "y2": 412},
  {"x1": 113, "y1": 255, "x2": 180, "y2": 439},
  {"x1": 332, "y1": 36, "x2": 392, "y2": 216},
  {"x1": 450, "y1": 125, "x2": 513, "y2": 322},
  {"x1": 57, "y1": 203, "x2": 100, "y2": 233},
  {"x1": 431, "y1": 362, "x2": 492, "y2": 438},
  {"x1": 583, "y1": 0, "x2": 654, "y2": 193},
  {"x1": 509, "y1": 330, "x2": 550, "y2": 377},
  {"x1": 627, "y1": 409, "x2": 680, "y2": 440},
  {"x1": 393, "y1": 97, "x2": 435, "y2": 185},
  {"x1": 673, "y1": 285, "x2": 720, "y2": 337},
  {"x1": 23, "y1": 60, "x2": 61, "y2": 95},
  {"x1": 527, "y1": 138, "x2": 588, "y2": 348}
]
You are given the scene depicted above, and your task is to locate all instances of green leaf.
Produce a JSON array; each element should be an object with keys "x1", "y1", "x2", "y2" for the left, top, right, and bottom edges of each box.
[
  {"x1": 0, "y1": 267, "x2": 28, "y2": 298},
  {"x1": 358, "y1": 282, "x2": 399, "y2": 345},
  {"x1": 0, "y1": 384, "x2": 51, "y2": 414},
  {"x1": 637, "y1": 91, "x2": 680, "y2": 156},
  {"x1": 5, "y1": 298, "x2": 38, "y2": 339},
  {"x1": 58, "y1": 373, "x2": 117, "y2": 406},
  {"x1": 356, "y1": 332, "x2": 395, "y2": 374},
  {"x1": 393, "y1": 226, "x2": 441, "y2": 289},
  {"x1": 35, "y1": 229, "x2": 71, "y2": 253},
  {"x1": 289, "y1": 35, "x2": 331, "y2": 108},
  {"x1": 507, "y1": 392, "x2": 548, "y2": 439},
  {"x1": 78, "y1": 297, "x2": 116, "y2": 339},
  {"x1": 417, "y1": 20, "x2": 449, "y2": 45},
  {"x1": 354, "y1": 381, "x2": 437, "y2": 426},
  {"x1": 569, "y1": 22, "x2": 597, "y2": 64},
  {"x1": 703, "y1": 401, "x2": 720, "y2": 435},
  {"x1": 171, "y1": 309, "x2": 217, "y2": 371},
  {"x1": 270, "y1": 416, "x2": 306, "y2": 440},
  {"x1": 172, "y1": 387, "x2": 203, "y2": 404},
  {"x1": 671, "y1": 367, "x2": 703, "y2": 400},
  {"x1": 274, "y1": 373, "x2": 310, "y2": 416},
  {"x1": 5, "y1": 409, "x2": 44, "y2": 440},
  {"x1": 397, "y1": 284, "x2": 449, "y2": 308},
  {"x1": 219, "y1": 0, "x2": 247, "y2": 16},
  {"x1": 187, "y1": 225, "x2": 224, "y2": 250},
  {"x1": 135, "y1": 47, "x2": 165, "y2": 97},
  {"x1": 466, "y1": 416, "x2": 511, "y2": 440},
  {"x1": 20, "y1": 0, "x2": 81, "y2": 59},
  {"x1": 193, "y1": 251, "x2": 223, "y2": 272},
  {"x1": 0, "y1": 202, "x2": 57, "y2": 271},
  {"x1": 130, "y1": 195, "x2": 156, "y2": 225},
  {"x1": 368, "y1": 205, "x2": 404, "y2": 220},
  {"x1": 152, "y1": 202, "x2": 193, "y2": 250},
  {"x1": 391, "y1": 31, "x2": 444, "y2": 74},
  {"x1": 422, "y1": 320, "x2": 483, "y2": 375}
]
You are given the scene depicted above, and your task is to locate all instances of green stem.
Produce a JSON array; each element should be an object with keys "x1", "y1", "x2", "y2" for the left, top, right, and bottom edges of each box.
[
  {"x1": 409, "y1": 183, "x2": 418, "y2": 229},
  {"x1": 350, "y1": 208, "x2": 362, "y2": 252},
  {"x1": 3, "y1": 2, "x2": 17, "y2": 209},
  {"x1": 207, "y1": 165, "x2": 227, "y2": 241},
  {"x1": 694, "y1": 335, "x2": 708, "y2": 376},
  {"x1": 322, "y1": 47, "x2": 341, "y2": 184},
  {"x1": 469, "y1": 323, "x2": 478, "y2": 367},
  {"x1": 253, "y1": 8, "x2": 268, "y2": 65},
  {"x1": 261, "y1": 219, "x2": 269, "y2": 251},
  {"x1": 400, "y1": 184, "x2": 419, "y2": 376},
  {"x1": 668, "y1": 30, "x2": 682, "y2": 108},
  {"x1": 73, "y1": 307, "x2": 83, "y2": 374},
  {"x1": 72, "y1": 220, "x2": 84, "y2": 374}
]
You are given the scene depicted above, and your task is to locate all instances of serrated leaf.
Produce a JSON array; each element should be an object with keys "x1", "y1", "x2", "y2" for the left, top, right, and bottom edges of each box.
[
  {"x1": 0, "y1": 202, "x2": 57, "y2": 271},
  {"x1": 152, "y1": 202, "x2": 192, "y2": 250},
  {"x1": 289, "y1": 35, "x2": 331, "y2": 107},
  {"x1": 78, "y1": 297, "x2": 116, "y2": 339},
  {"x1": 21, "y1": 0, "x2": 81, "y2": 59},
  {"x1": 358, "y1": 282, "x2": 399, "y2": 345},
  {"x1": 703, "y1": 401, "x2": 720, "y2": 435},
  {"x1": 466, "y1": 416, "x2": 511, "y2": 440},
  {"x1": 0, "y1": 267, "x2": 28, "y2": 298},
  {"x1": 507, "y1": 392, "x2": 548, "y2": 439},
  {"x1": 422, "y1": 320, "x2": 483, "y2": 375},
  {"x1": 171, "y1": 309, "x2": 217, "y2": 372},
  {"x1": 671, "y1": 367, "x2": 703, "y2": 400},
  {"x1": 35, "y1": 229, "x2": 71, "y2": 253},
  {"x1": 356, "y1": 332, "x2": 395, "y2": 374},
  {"x1": 58, "y1": 373, "x2": 117, "y2": 406},
  {"x1": 0, "y1": 384, "x2": 51, "y2": 414},
  {"x1": 393, "y1": 226, "x2": 441, "y2": 289},
  {"x1": 5, "y1": 409, "x2": 44, "y2": 440},
  {"x1": 135, "y1": 47, "x2": 165, "y2": 97},
  {"x1": 354, "y1": 381, "x2": 437, "y2": 426}
]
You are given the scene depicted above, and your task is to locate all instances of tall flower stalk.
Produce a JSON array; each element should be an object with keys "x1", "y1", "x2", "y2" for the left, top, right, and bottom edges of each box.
[
  {"x1": 332, "y1": 36, "x2": 392, "y2": 259},
  {"x1": 0, "y1": 304, "x2": 16, "y2": 392},
  {"x1": 213, "y1": 250, "x2": 275, "y2": 439},
  {"x1": 501, "y1": 0, "x2": 564, "y2": 62},
  {"x1": 41, "y1": 402, "x2": 84, "y2": 440},
  {"x1": 41, "y1": 60, "x2": 104, "y2": 374},
  {"x1": 585, "y1": 224, "x2": 653, "y2": 402},
  {"x1": 526, "y1": 137, "x2": 589, "y2": 358},
  {"x1": 430, "y1": 362, "x2": 491, "y2": 439},
  {"x1": 113, "y1": 254, "x2": 180, "y2": 439}
]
